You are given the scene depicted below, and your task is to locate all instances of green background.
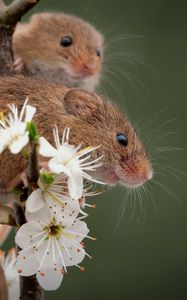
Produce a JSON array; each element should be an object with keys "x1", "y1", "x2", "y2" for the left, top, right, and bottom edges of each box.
[{"x1": 4, "y1": 0, "x2": 187, "y2": 299}]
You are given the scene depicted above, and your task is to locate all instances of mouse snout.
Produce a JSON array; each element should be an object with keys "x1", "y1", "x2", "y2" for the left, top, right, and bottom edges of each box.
[
  {"x1": 139, "y1": 166, "x2": 153, "y2": 183},
  {"x1": 79, "y1": 62, "x2": 95, "y2": 76},
  {"x1": 143, "y1": 168, "x2": 153, "y2": 181},
  {"x1": 115, "y1": 159, "x2": 153, "y2": 188}
]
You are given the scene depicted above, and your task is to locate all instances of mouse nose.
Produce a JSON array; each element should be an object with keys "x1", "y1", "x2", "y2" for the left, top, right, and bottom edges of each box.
[
  {"x1": 142, "y1": 168, "x2": 153, "y2": 182},
  {"x1": 80, "y1": 63, "x2": 94, "y2": 76}
]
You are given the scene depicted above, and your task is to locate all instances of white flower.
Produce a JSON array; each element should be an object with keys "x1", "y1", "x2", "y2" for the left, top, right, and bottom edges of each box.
[
  {"x1": 39, "y1": 127, "x2": 104, "y2": 200},
  {"x1": 26, "y1": 173, "x2": 80, "y2": 226},
  {"x1": 15, "y1": 205, "x2": 92, "y2": 291},
  {"x1": 0, "y1": 248, "x2": 19, "y2": 300},
  {"x1": 0, "y1": 98, "x2": 36, "y2": 154}
]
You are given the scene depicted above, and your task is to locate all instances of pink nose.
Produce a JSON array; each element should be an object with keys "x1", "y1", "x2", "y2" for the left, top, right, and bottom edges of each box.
[
  {"x1": 80, "y1": 63, "x2": 94, "y2": 75},
  {"x1": 142, "y1": 169, "x2": 153, "y2": 182}
]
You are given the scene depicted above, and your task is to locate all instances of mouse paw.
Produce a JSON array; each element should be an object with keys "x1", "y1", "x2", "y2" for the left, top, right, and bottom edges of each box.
[{"x1": 13, "y1": 56, "x2": 25, "y2": 74}]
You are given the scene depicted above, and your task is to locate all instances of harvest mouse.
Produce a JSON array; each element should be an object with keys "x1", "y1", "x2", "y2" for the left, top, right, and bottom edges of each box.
[
  {"x1": 13, "y1": 12, "x2": 104, "y2": 91},
  {"x1": 0, "y1": 76, "x2": 153, "y2": 193}
]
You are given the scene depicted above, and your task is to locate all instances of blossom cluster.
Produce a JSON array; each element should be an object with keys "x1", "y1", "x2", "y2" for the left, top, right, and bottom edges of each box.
[{"x1": 0, "y1": 100, "x2": 104, "y2": 292}]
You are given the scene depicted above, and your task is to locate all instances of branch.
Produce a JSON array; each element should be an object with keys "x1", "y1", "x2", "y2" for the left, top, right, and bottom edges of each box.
[
  {"x1": 28, "y1": 140, "x2": 39, "y2": 184},
  {"x1": 20, "y1": 275, "x2": 44, "y2": 300},
  {"x1": 0, "y1": 0, "x2": 40, "y2": 74},
  {"x1": 0, "y1": 0, "x2": 39, "y2": 25}
]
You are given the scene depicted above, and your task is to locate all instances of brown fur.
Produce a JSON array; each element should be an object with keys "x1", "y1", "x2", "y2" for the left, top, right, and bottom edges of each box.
[{"x1": 0, "y1": 76, "x2": 152, "y2": 191}]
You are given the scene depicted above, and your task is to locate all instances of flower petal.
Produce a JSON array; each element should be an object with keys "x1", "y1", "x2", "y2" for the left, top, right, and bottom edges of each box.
[
  {"x1": 8, "y1": 280, "x2": 20, "y2": 300},
  {"x1": 48, "y1": 157, "x2": 68, "y2": 174},
  {"x1": 26, "y1": 189, "x2": 45, "y2": 213},
  {"x1": 62, "y1": 242, "x2": 86, "y2": 267},
  {"x1": 36, "y1": 266, "x2": 63, "y2": 291},
  {"x1": 68, "y1": 174, "x2": 83, "y2": 200},
  {"x1": 66, "y1": 220, "x2": 89, "y2": 243},
  {"x1": 46, "y1": 196, "x2": 80, "y2": 227},
  {"x1": 16, "y1": 248, "x2": 38, "y2": 277},
  {"x1": 25, "y1": 105, "x2": 36, "y2": 122},
  {"x1": 15, "y1": 222, "x2": 43, "y2": 249},
  {"x1": 26, "y1": 204, "x2": 52, "y2": 224},
  {"x1": 34, "y1": 238, "x2": 64, "y2": 290},
  {"x1": 39, "y1": 137, "x2": 57, "y2": 157},
  {"x1": 10, "y1": 133, "x2": 29, "y2": 154}
]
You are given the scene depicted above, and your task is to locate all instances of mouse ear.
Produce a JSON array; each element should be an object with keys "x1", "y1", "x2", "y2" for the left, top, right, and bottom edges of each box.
[{"x1": 63, "y1": 88, "x2": 102, "y2": 116}]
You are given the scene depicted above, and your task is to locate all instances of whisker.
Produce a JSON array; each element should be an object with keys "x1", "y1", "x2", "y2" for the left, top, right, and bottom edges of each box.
[
  {"x1": 113, "y1": 188, "x2": 129, "y2": 233},
  {"x1": 152, "y1": 179, "x2": 182, "y2": 205},
  {"x1": 129, "y1": 189, "x2": 137, "y2": 223}
]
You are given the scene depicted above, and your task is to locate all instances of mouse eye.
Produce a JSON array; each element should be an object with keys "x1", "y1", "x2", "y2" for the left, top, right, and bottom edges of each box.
[
  {"x1": 60, "y1": 36, "x2": 73, "y2": 47},
  {"x1": 116, "y1": 133, "x2": 128, "y2": 147},
  {"x1": 96, "y1": 48, "x2": 101, "y2": 57}
]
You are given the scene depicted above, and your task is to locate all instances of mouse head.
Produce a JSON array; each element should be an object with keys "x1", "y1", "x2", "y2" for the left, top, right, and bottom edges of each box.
[
  {"x1": 62, "y1": 89, "x2": 153, "y2": 188},
  {"x1": 16, "y1": 13, "x2": 104, "y2": 91}
]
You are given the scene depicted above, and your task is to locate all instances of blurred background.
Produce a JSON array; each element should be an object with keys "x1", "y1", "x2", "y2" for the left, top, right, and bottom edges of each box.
[{"x1": 3, "y1": 0, "x2": 187, "y2": 299}]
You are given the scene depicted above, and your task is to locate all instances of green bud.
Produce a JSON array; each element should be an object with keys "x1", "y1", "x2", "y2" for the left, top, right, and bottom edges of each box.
[
  {"x1": 39, "y1": 172, "x2": 55, "y2": 185},
  {"x1": 11, "y1": 187, "x2": 22, "y2": 196},
  {"x1": 27, "y1": 121, "x2": 38, "y2": 141}
]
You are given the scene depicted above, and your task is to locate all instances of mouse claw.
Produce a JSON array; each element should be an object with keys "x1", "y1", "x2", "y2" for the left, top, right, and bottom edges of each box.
[{"x1": 13, "y1": 56, "x2": 25, "y2": 74}]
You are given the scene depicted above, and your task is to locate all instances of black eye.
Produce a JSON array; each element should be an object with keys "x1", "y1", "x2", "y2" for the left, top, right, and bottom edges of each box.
[
  {"x1": 116, "y1": 133, "x2": 128, "y2": 146},
  {"x1": 60, "y1": 36, "x2": 73, "y2": 47},
  {"x1": 96, "y1": 48, "x2": 101, "y2": 57}
]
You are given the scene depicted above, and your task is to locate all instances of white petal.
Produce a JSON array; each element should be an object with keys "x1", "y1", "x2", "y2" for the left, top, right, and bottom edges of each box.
[
  {"x1": 48, "y1": 158, "x2": 67, "y2": 174},
  {"x1": 19, "y1": 98, "x2": 28, "y2": 122},
  {"x1": 26, "y1": 189, "x2": 45, "y2": 213},
  {"x1": 10, "y1": 133, "x2": 29, "y2": 154},
  {"x1": 62, "y1": 241, "x2": 86, "y2": 267},
  {"x1": 39, "y1": 137, "x2": 57, "y2": 157},
  {"x1": 26, "y1": 204, "x2": 52, "y2": 224},
  {"x1": 68, "y1": 174, "x2": 83, "y2": 200},
  {"x1": 8, "y1": 281, "x2": 20, "y2": 300},
  {"x1": 16, "y1": 248, "x2": 38, "y2": 276},
  {"x1": 34, "y1": 238, "x2": 64, "y2": 290},
  {"x1": 25, "y1": 105, "x2": 36, "y2": 122},
  {"x1": 61, "y1": 220, "x2": 89, "y2": 266},
  {"x1": 11, "y1": 122, "x2": 26, "y2": 136},
  {"x1": 36, "y1": 266, "x2": 63, "y2": 291},
  {"x1": 51, "y1": 197, "x2": 80, "y2": 227},
  {"x1": 15, "y1": 222, "x2": 43, "y2": 249},
  {"x1": 66, "y1": 220, "x2": 89, "y2": 243}
]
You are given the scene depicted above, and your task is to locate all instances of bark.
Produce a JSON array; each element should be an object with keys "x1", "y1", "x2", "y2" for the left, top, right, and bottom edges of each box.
[
  {"x1": 28, "y1": 141, "x2": 40, "y2": 184},
  {"x1": 0, "y1": 0, "x2": 39, "y2": 25},
  {"x1": 0, "y1": 25, "x2": 14, "y2": 75},
  {"x1": 0, "y1": 0, "x2": 39, "y2": 74},
  {"x1": 20, "y1": 275, "x2": 44, "y2": 300}
]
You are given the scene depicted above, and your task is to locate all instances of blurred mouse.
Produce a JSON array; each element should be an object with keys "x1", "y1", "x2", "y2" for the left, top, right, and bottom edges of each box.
[{"x1": 13, "y1": 12, "x2": 104, "y2": 91}]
